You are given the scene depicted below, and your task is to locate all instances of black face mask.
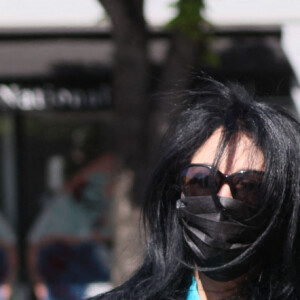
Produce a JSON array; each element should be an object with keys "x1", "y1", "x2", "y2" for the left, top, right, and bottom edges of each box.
[{"x1": 177, "y1": 195, "x2": 267, "y2": 281}]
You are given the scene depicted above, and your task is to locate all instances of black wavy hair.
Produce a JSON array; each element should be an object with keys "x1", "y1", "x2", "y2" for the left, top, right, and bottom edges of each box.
[{"x1": 93, "y1": 78, "x2": 300, "y2": 300}]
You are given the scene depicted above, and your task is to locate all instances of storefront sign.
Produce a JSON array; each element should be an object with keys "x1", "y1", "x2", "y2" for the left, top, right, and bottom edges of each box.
[{"x1": 0, "y1": 83, "x2": 111, "y2": 111}]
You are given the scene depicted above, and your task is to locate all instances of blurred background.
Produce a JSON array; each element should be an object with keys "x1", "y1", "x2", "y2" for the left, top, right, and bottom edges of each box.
[{"x1": 0, "y1": 0, "x2": 299, "y2": 299}]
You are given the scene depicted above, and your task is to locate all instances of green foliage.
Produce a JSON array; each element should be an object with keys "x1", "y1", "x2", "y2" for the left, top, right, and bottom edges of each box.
[{"x1": 168, "y1": 0, "x2": 207, "y2": 39}]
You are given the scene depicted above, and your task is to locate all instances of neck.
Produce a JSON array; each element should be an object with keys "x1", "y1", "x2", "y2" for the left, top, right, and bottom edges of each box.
[{"x1": 195, "y1": 270, "x2": 247, "y2": 300}]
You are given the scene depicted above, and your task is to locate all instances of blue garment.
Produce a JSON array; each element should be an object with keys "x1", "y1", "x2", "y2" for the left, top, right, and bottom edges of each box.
[
  {"x1": 38, "y1": 241, "x2": 109, "y2": 284},
  {"x1": 186, "y1": 277, "x2": 201, "y2": 300},
  {"x1": 46, "y1": 284, "x2": 85, "y2": 300},
  {"x1": 38, "y1": 241, "x2": 110, "y2": 300}
]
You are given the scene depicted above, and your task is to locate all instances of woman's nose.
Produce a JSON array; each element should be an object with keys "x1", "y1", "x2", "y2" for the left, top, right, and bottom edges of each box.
[{"x1": 217, "y1": 183, "x2": 233, "y2": 198}]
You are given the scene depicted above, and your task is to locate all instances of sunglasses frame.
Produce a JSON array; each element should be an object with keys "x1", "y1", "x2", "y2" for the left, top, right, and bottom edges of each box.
[{"x1": 180, "y1": 163, "x2": 265, "y2": 201}]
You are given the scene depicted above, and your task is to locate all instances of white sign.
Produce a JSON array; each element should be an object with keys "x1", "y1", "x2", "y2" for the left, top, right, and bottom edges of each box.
[{"x1": 0, "y1": 83, "x2": 111, "y2": 111}]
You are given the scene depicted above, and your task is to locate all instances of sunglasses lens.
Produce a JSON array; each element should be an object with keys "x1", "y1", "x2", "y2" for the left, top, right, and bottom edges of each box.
[
  {"x1": 181, "y1": 166, "x2": 212, "y2": 197},
  {"x1": 231, "y1": 171, "x2": 264, "y2": 205}
]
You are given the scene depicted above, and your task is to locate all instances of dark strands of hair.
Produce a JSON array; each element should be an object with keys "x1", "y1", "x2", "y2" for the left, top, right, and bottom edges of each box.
[{"x1": 92, "y1": 78, "x2": 300, "y2": 300}]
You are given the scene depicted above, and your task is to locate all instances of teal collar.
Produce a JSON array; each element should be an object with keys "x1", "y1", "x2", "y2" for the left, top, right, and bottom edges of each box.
[{"x1": 186, "y1": 277, "x2": 201, "y2": 300}]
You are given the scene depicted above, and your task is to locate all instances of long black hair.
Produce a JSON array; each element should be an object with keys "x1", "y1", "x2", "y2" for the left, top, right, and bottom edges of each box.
[{"x1": 93, "y1": 78, "x2": 300, "y2": 299}]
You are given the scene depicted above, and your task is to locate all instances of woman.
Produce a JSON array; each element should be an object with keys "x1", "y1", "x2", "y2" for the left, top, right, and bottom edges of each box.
[{"x1": 93, "y1": 78, "x2": 300, "y2": 299}]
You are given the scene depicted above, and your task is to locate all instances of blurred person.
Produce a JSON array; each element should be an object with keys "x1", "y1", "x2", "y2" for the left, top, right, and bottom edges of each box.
[
  {"x1": 27, "y1": 168, "x2": 112, "y2": 300},
  {"x1": 92, "y1": 77, "x2": 300, "y2": 299}
]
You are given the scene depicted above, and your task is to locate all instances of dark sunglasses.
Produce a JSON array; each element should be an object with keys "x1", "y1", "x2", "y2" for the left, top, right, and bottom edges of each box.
[{"x1": 180, "y1": 164, "x2": 264, "y2": 205}]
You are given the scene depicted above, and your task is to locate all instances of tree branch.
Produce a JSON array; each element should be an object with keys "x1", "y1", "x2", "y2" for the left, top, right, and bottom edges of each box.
[
  {"x1": 98, "y1": 0, "x2": 150, "y2": 176},
  {"x1": 99, "y1": 0, "x2": 146, "y2": 39}
]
